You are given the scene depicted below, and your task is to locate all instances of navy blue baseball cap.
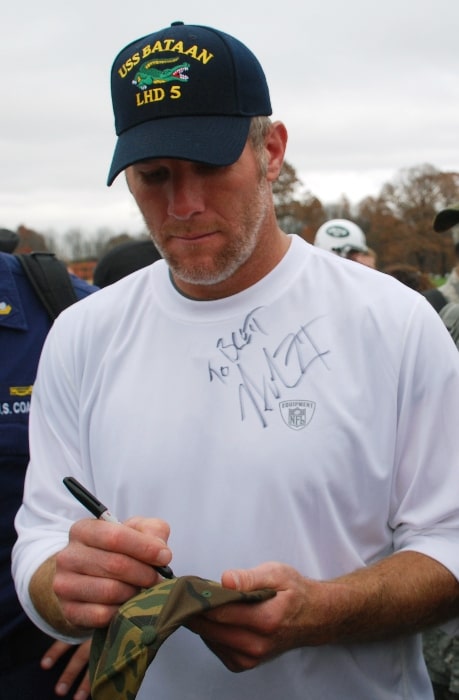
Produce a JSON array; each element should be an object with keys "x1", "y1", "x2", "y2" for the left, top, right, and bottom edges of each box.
[
  {"x1": 0, "y1": 228, "x2": 19, "y2": 253},
  {"x1": 107, "y1": 22, "x2": 272, "y2": 185}
]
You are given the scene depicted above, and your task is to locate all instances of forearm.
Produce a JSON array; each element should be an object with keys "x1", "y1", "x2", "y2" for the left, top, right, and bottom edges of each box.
[
  {"x1": 29, "y1": 555, "x2": 90, "y2": 638},
  {"x1": 321, "y1": 550, "x2": 459, "y2": 644},
  {"x1": 187, "y1": 552, "x2": 459, "y2": 672},
  {"x1": 27, "y1": 516, "x2": 172, "y2": 636}
]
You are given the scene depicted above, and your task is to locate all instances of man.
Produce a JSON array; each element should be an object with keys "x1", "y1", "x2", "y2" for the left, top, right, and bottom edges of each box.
[
  {"x1": 422, "y1": 202, "x2": 459, "y2": 699},
  {"x1": 0, "y1": 233, "x2": 95, "y2": 698},
  {"x1": 433, "y1": 202, "x2": 459, "y2": 304},
  {"x1": 93, "y1": 238, "x2": 161, "y2": 287},
  {"x1": 313, "y1": 218, "x2": 377, "y2": 268},
  {"x1": 433, "y1": 203, "x2": 459, "y2": 349},
  {"x1": 12, "y1": 22, "x2": 459, "y2": 700},
  {"x1": 423, "y1": 203, "x2": 459, "y2": 350}
]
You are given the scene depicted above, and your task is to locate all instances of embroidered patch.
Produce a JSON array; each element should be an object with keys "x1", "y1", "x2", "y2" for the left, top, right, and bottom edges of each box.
[
  {"x1": 132, "y1": 58, "x2": 190, "y2": 90},
  {"x1": 0, "y1": 301, "x2": 12, "y2": 315},
  {"x1": 10, "y1": 386, "x2": 33, "y2": 397}
]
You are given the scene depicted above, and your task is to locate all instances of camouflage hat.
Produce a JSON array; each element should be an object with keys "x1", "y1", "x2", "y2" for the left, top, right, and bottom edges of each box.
[
  {"x1": 433, "y1": 203, "x2": 459, "y2": 232},
  {"x1": 89, "y1": 575, "x2": 275, "y2": 700}
]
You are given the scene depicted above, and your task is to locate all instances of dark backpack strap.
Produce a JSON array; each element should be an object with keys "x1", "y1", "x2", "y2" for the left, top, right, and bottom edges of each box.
[
  {"x1": 422, "y1": 288, "x2": 448, "y2": 313},
  {"x1": 18, "y1": 252, "x2": 78, "y2": 321}
]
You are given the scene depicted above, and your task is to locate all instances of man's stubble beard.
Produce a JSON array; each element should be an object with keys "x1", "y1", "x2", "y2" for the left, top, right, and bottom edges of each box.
[{"x1": 145, "y1": 179, "x2": 271, "y2": 287}]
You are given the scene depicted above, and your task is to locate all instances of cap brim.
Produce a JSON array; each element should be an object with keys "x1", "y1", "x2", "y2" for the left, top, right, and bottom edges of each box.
[
  {"x1": 107, "y1": 115, "x2": 251, "y2": 185},
  {"x1": 333, "y1": 244, "x2": 368, "y2": 257},
  {"x1": 433, "y1": 205, "x2": 459, "y2": 232}
]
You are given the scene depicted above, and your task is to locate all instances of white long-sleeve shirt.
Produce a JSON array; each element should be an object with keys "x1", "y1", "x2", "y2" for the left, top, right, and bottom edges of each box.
[{"x1": 13, "y1": 235, "x2": 459, "y2": 699}]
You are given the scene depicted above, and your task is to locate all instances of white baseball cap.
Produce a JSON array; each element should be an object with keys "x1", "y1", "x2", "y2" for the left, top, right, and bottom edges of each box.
[{"x1": 314, "y1": 219, "x2": 368, "y2": 257}]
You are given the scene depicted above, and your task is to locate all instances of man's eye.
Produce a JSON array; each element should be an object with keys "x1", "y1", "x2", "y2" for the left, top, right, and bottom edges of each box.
[
  {"x1": 195, "y1": 163, "x2": 223, "y2": 176},
  {"x1": 139, "y1": 167, "x2": 168, "y2": 183}
]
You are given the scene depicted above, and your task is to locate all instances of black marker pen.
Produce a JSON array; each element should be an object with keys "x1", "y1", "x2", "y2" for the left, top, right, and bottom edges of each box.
[{"x1": 63, "y1": 476, "x2": 174, "y2": 579}]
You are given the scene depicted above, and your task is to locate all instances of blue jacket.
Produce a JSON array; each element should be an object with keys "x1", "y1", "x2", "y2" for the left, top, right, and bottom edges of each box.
[{"x1": 0, "y1": 252, "x2": 97, "y2": 639}]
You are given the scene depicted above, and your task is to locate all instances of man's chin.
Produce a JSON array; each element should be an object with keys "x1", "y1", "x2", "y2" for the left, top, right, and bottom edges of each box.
[{"x1": 172, "y1": 266, "x2": 233, "y2": 288}]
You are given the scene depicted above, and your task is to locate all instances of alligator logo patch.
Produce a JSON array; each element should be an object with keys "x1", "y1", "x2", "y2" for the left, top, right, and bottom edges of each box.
[{"x1": 132, "y1": 59, "x2": 190, "y2": 90}]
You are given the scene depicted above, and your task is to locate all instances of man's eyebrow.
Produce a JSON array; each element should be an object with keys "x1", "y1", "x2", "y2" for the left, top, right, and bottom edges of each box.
[{"x1": 135, "y1": 159, "x2": 160, "y2": 166}]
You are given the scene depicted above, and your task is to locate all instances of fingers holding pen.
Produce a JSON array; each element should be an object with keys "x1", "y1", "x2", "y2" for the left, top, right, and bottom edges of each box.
[
  {"x1": 62, "y1": 517, "x2": 171, "y2": 576},
  {"x1": 53, "y1": 516, "x2": 172, "y2": 621},
  {"x1": 124, "y1": 515, "x2": 172, "y2": 561}
]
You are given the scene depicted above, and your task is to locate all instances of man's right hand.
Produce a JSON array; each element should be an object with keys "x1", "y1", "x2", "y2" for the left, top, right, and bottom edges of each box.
[{"x1": 30, "y1": 516, "x2": 172, "y2": 633}]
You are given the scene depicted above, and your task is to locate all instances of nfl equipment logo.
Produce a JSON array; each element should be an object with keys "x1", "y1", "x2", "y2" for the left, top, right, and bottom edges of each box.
[{"x1": 279, "y1": 400, "x2": 315, "y2": 430}]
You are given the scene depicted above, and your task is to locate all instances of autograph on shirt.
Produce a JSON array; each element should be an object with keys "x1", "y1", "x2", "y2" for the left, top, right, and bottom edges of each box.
[{"x1": 208, "y1": 307, "x2": 330, "y2": 428}]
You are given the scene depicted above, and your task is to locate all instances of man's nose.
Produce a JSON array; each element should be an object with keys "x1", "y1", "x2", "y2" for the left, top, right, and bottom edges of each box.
[{"x1": 166, "y1": 173, "x2": 205, "y2": 220}]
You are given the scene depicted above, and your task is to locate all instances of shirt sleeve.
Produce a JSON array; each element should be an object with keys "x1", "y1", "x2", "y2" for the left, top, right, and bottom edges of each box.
[{"x1": 390, "y1": 296, "x2": 459, "y2": 578}]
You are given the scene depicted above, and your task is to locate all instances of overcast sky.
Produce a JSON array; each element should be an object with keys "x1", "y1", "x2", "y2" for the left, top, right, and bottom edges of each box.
[{"x1": 1, "y1": 0, "x2": 458, "y2": 237}]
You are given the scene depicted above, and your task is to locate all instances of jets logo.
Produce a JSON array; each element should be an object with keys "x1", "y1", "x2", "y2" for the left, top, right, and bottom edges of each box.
[{"x1": 325, "y1": 225, "x2": 350, "y2": 238}]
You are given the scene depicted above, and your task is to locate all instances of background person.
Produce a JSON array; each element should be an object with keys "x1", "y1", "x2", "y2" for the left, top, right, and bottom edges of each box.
[
  {"x1": 383, "y1": 262, "x2": 434, "y2": 292},
  {"x1": 12, "y1": 23, "x2": 459, "y2": 700},
  {"x1": 0, "y1": 230, "x2": 96, "y2": 699},
  {"x1": 93, "y1": 238, "x2": 161, "y2": 288},
  {"x1": 422, "y1": 204, "x2": 459, "y2": 350},
  {"x1": 422, "y1": 201, "x2": 459, "y2": 699},
  {"x1": 313, "y1": 218, "x2": 377, "y2": 267},
  {"x1": 432, "y1": 202, "x2": 459, "y2": 304}
]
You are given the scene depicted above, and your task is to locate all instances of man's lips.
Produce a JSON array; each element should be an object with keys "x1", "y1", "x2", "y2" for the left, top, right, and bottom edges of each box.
[{"x1": 170, "y1": 230, "x2": 218, "y2": 242}]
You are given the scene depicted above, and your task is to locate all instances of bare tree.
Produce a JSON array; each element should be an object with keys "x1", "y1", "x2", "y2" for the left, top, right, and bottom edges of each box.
[
  {"x1": 273, "y1": 161, "x2": 325, "y2": 237},
  {"x1": 357, "y1": 164, "x2": 459, "y2": 273}
]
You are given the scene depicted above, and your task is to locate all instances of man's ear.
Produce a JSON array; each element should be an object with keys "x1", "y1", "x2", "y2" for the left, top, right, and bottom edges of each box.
[{"x1": 265, "y1": 121, "x2": 288, "y2": 183}]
